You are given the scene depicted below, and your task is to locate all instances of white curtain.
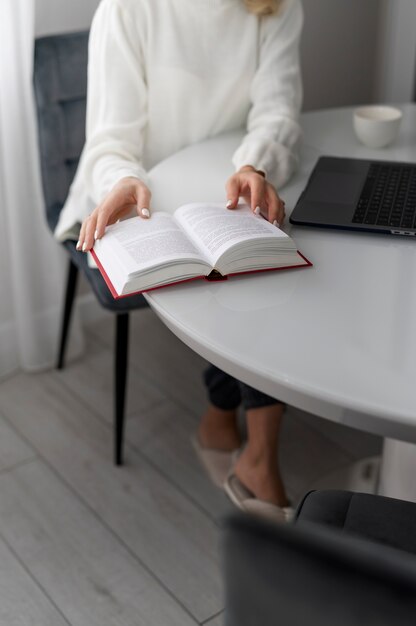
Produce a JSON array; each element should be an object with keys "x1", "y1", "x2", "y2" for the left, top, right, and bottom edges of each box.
[{"x1": 0, "y1": 0, "x2": 83, "y2": 378}]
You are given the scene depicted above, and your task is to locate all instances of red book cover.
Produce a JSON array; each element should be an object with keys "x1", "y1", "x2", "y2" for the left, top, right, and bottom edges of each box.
[{"x1": 90, "y1": 249, "x2": 312, "y2": 300}]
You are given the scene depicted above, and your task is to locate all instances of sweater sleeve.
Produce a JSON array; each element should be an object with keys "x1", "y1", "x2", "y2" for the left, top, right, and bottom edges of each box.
[
  {"x1": 83, "y1": 0, "x2": 149, "y2": 205},
  {"x1": 232, "y1": 0, "x2": 303, "y2": 190}
]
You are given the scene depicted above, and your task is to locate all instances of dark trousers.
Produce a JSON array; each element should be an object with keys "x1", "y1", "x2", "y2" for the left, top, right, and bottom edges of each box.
[{"x1": 204, "y1": 364, "x2": 282, "y2": 411}]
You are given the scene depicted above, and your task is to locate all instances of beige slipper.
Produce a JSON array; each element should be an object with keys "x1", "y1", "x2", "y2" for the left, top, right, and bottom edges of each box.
[
  {"x1": 191, "y1": 435, "x2": 239, "y2": 488},
  {"x1": 224, "y1": 473, "x2": 294, "y2": 524}
]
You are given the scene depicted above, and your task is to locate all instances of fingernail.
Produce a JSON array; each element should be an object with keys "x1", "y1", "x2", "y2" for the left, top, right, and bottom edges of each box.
[
  {"x1": 76, "y1": 240, "x2": 81, "y2": 250},
  {"x1": 94, "y1": 230, "x2": 99, "y2": 241},
  {"x1": 273, "y1": 220, "x2": 280, "y2": 228},
  {"x1": 254, "y1": 206, "x2": 261, "y2": 215},
  {"x1": 141, "y1": 208, "x2": 150, "y2": 218},
  {"x1": 82, "y1": 242, "x2": 87, "y2": 252},
  {"x1": 226, "y1": 200, "x2": 233, "y2": 208}
]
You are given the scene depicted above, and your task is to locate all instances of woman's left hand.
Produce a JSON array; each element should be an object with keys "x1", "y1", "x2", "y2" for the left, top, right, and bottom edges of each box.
[{"x1": 225, "y1": 165, "x2": 285, "y2": 227}]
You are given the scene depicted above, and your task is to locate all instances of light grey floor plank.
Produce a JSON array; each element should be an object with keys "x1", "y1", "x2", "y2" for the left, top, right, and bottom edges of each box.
[
  {"x1": 0, "y1": 414, "x2": 36, "y2": 473},
  {"x1": 0, "y1": 533, "x2": 70, "y2": 626},
  {"x1": 54, "y1": 332, "x2": 165, "y2": 425},
  {"x1": 126, "y1": 401, "x2": 234, "y2": 521},
  {"x1": 0, "y1": 306, "x2": 382, "y2": 624},
  {"x1": 0, "y1": 373, "x2": 223, "y2": 622},
  {"x1": 89, "y1": 309, "x2": 209, "y2": 415},
  {"x1": 0, "y1": 459, "x2": 197, "y2": 626},
  {"x1": 203, "y1": 611, "x2": 224, "y2": 626}
]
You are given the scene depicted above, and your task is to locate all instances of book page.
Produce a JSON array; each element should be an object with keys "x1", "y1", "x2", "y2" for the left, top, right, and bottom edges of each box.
[
  {"x1": 95, "y1": 212, "x2": 206, "y2": 275},
  {"x1": 93, "y1": 212, "x2": 213, "y2": 295},
  {"x1": 175, "y1": 203, "x2": 291, "y2": 264}
]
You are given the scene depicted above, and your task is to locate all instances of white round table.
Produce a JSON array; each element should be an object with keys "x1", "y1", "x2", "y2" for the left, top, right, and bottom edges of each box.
[{"x1": 147, "y1": 105, "x2": 416, "y2": 500}]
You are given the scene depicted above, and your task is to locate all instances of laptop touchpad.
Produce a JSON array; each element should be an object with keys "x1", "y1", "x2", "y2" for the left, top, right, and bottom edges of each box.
[{"x1": 307, "y1": 171, "x2": 363, "y2": 204}]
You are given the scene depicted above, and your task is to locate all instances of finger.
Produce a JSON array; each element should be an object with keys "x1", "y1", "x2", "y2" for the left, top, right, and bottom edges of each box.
[
  {"x1": 273, "y1": 197, "x2": 285, "y2": 227},
  {"x1": 83, "y1": 213, "x2": 98, "y2": 252},
  {"x1": 94, "y1": 190, "x2": 128, "y2": 239},
  {"x1": 271, "y1": 202, "x2": 285, "y2": 228},
  {"x1": 95, "y1": 185, "x2": 134, "y2": 237},
  {"x1": 225, "y1": 176, "x2": 240, "y2": 209},
  {"x1": 249, "y1": 176, "x2": 265, "y2": 215},
  {"x1": 77, "y1": 217, "x2": 88, "y2": 251},
  {"x1": 266, "y1": 188, "x2": 280, "y2": 224},
  {"x1": 277, "y1": 198, "x2": 286, "y2": 226},
  {"x1": 137, "y1": 185, "x2": 151, "y2": 218},
  {"x1": 94, "y1": 201, "x2": 116, "y2": 241},
  {"x1": 264, "y1": 184, "x2": 286, "y2": 227},
  {"x1": 94, "y1": 210, "x2": 110, "y2": 241}
]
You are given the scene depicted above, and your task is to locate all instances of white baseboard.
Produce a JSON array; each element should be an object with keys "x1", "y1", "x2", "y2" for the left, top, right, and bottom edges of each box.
[{"x1": 0, "y1": 319, "x2": 19, "y2": 381}]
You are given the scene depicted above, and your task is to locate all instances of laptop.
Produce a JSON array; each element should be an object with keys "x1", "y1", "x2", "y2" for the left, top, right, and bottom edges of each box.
[{"x1": 290, "y1": 156, "x2": 416, "y2": 236}]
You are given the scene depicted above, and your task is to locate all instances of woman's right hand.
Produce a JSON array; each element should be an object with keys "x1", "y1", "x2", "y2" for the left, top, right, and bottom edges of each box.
[{"x1": 77, "y1": 177, "x2": 151, "y2": 252}]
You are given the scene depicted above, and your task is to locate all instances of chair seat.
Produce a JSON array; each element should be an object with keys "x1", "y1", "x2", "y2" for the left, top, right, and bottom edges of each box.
[
  {"x1": 295, "y1": 490, "x2": 416, "y2": 556},
  {"x1": 224, "y1": 492, "x2": 416, "y2": 626},
  {"x1": 64, "y1": 240, "x2": 148, "y2": 313}
]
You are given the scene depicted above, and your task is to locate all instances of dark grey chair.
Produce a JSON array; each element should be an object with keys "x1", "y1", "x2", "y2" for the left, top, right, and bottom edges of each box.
[
  {"x1": 224, "y1": 490, "x2": 416, "y2": 626},
  {"x1": 33, "y1": 31, "x2": 148, "y2": 465}
]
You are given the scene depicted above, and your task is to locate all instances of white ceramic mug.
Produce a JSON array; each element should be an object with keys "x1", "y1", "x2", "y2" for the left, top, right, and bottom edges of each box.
[{"x1": 353, "y1": 105, "x2": 402, "y2": 149}]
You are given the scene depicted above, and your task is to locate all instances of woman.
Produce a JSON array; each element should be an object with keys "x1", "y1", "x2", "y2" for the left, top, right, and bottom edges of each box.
[{"x1": 60, "y1": 0, "x2": 303, "y2": 522}]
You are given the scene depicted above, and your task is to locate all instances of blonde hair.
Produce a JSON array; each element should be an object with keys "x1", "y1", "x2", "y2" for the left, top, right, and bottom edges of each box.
[{"x1": 244, "y1": 0, "x2": 282, "y2": 16}]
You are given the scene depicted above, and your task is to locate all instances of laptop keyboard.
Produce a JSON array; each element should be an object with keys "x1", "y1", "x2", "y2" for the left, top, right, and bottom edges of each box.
[{"x1": 352, "y1": 164, "x2": 416, "y2": 229}]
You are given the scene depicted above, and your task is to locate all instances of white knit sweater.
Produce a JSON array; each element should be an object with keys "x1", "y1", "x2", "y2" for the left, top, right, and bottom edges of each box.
[{"x1": 54, "y1": 0, "x2": 303, "y2": 240}]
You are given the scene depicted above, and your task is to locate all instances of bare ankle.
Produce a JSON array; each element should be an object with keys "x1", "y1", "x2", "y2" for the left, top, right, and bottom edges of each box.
[
  {"x1": 198, "y1": 405, "x2": 241, "y2": 451},
  {"x1": 239, "y1": 445, "x2": 275, "y2": 470},
  {"x1": 234, "y1": 449, "x2": 289, "y2": 508}
]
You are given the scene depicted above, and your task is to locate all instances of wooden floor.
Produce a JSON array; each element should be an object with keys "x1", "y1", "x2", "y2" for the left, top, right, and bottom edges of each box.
[{"x1": 0, "y1": 308, "x2": 381, "y2": 625}]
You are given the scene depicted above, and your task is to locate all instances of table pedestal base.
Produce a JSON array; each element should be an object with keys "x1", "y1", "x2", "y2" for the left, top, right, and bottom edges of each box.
[
  {"x1": 378, "y1": 439, "x2": 416, "y2": 502},
  {"x1": 306, "y1": 456, "x2": 380, "y2": 495}
]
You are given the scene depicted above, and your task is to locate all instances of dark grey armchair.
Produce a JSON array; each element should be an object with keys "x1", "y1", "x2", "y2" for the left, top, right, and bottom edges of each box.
[
  {"x1": 33, "y1": 32, "x2": 148, "y2": 465},
  {"x1": 224, "y1": 490, "x2": 416, "y2": 626}
]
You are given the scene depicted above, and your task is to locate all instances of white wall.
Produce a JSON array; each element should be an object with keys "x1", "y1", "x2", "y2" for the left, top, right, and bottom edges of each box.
[
  {"x1": 374, "y1": 0, "x2": 416, "y2": 103},
  {"x1": 0, "y1": 128, "x2": 17, "y2": 377},
  {"x1": 300, "y1": 0, "x2": 382, "y2": 111},
  {"x1": 35, "y1": 0, "x2": 99, "y2": 36},
  {"x1": 35, "y1": 0, "x2": 415, "y2": 107},
  {"x1": 36, "y1": 0, "x2": 414, "y2": 111}
]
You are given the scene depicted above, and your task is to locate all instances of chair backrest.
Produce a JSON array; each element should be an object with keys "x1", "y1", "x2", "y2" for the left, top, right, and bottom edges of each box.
[
  {"x1": 33, "y1": 32, "x2": 89, "y2": 231},
  {"x1": 224, "y1": 513, "x2": 416, "y2": 626}
]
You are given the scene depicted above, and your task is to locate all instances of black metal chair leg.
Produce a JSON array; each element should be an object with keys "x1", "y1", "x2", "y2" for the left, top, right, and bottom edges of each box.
[
  {"x1": 57, "y1": 259, "x2": 79, "y2": 370},
  {"x1": 115, "y1": 313, "x2": 129, "y2": 466}
]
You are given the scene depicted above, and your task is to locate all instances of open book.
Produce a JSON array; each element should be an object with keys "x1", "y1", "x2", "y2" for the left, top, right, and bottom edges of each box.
[{"x1": 91, "y1": 203, "x2": 311, "y2": 298}]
